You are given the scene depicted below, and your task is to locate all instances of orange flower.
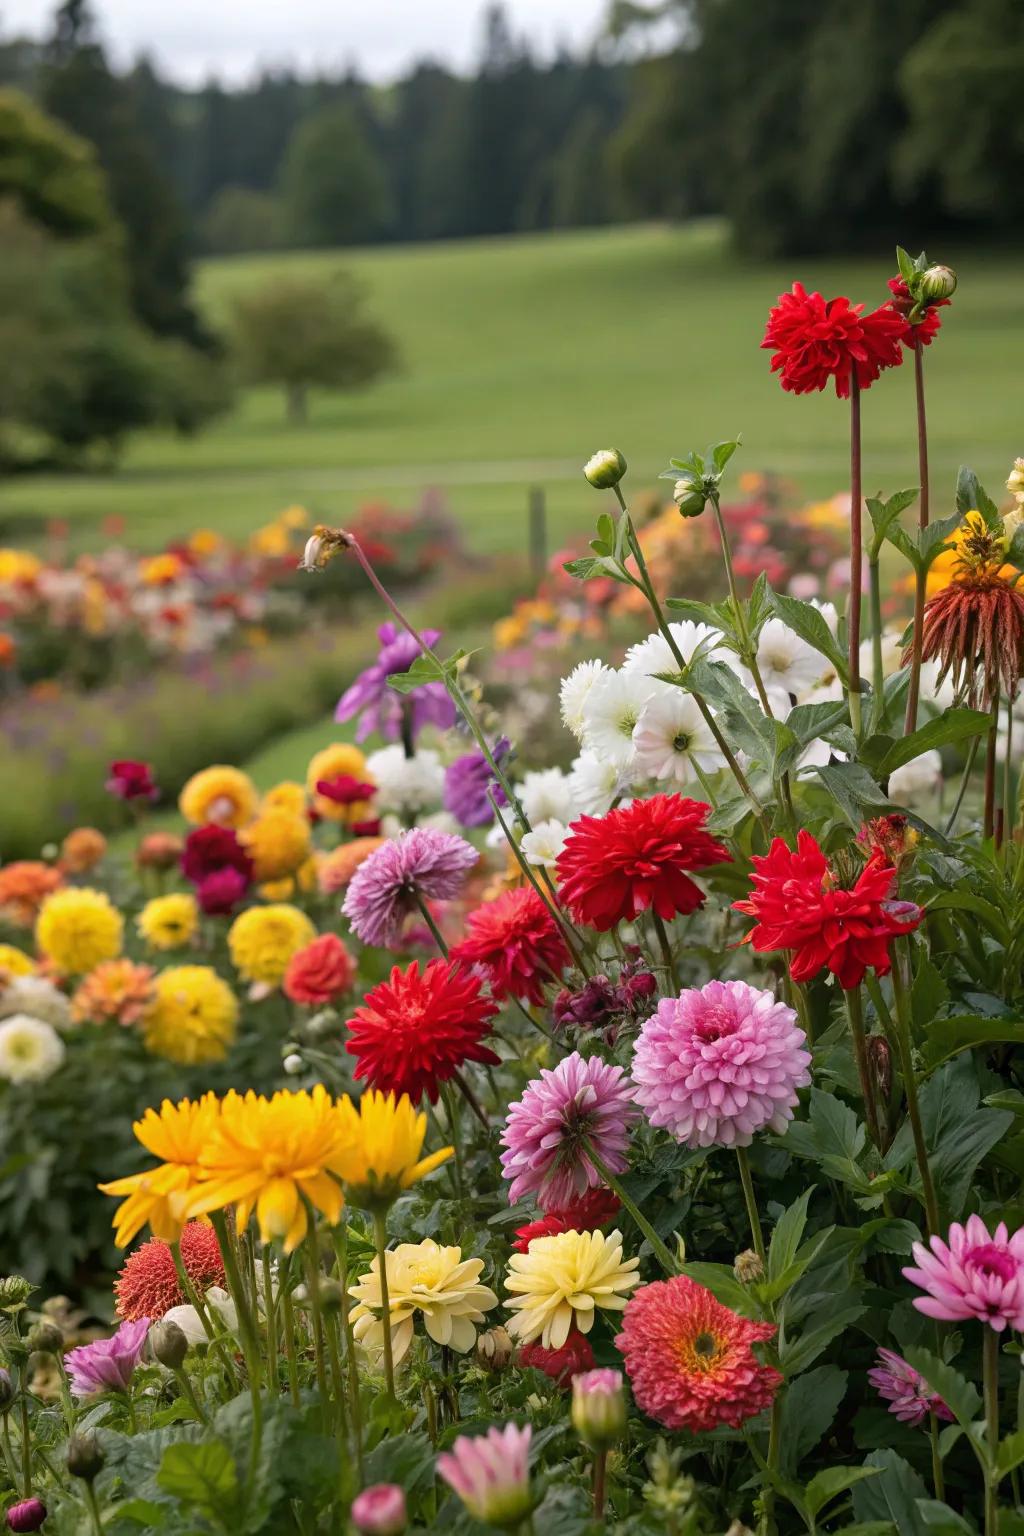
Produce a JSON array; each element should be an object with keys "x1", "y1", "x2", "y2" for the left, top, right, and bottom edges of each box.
[
  {"x1": 71, "y1": 959, "x2": 156, "y2": 1027},
  {"x1": 317, "y1": 837, "x2": 387, "y2": 895},
  {"x1": 60, "y1": 827, "x2": 107, "y2": 876},
  {"x1": 0, "y1": 862, "x2": 63, "y2": 927}
]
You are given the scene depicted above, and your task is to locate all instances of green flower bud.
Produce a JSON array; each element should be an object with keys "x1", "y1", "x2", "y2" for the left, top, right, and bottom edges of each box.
[
  {"x1": 571, "y1": 1368, "x2": 627, "y2": 1449},
  {"x1": 921, "y1": 264, "x2": 956, "y2": 302},
  {"x1": 475, "y1": 1325, "x2": 514, "y2": 1372},
  {"x1": 26, "y1": 1320, "x2": 64, "y2": 1355},
  {"x1": 66, "y1": 1429, "x2": 105, "y2": 1482},
  {"x1": 0, "y1": 1276, "x2": 35, "y2": 1311},
  {"x1": 149, "y1": 1319, "x2": 189, "y2": 1371},
  {"x1": 672, "y1": 479, "x2": 707, "y2": 518},
  {"x1": 583, "y1": 449, "x2": 627, "y2": 490}
]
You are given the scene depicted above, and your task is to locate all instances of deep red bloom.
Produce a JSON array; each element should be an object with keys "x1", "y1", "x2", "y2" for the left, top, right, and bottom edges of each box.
[
  {"x1": 181, "y1": 824, "x2": 253, "y2": 885},
  {"x1": 887, "y1": 276, "x2": 948, "y2": 349},
  {"x1": 106, "y1": 759, "x2": 158, "y2": 802},
  {"x1": 555, "y1": 794, "x2": 731, "y2": 932},
  {"x1": 450, "y1": 886, "x2": 570, "y2": 1005},
  {"x1": 732, "y1": 828, "x2": 923, "y2": 988},
  {"x1": 513, "y1": 1188, "x2": 621, "y2": 1253},
  {"x1": 284, "y1": 933, "x2": 356, "y2": 1006},
  {"x1": 115, "y1": 1222, "x2": 225, "y2": 1322},
  {"x1": 345, "y1": 958, "x2": 500, "y2": 1103},
  {"x1": 196, "y1": 866, "x2": 250, "y2": 915},
  {"x1": 315, "y1": 774, "x2": 377, "y2": 806},
  {"x1": 518, "y1": 1327, "x2": 594, "y2": 1386},
  {"x1": 762, "y1": 282, "x2": 905, "y2": 397}
]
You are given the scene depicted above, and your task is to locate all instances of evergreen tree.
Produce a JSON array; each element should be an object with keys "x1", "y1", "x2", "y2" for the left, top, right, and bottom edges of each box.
[{"x1": 281, "y1": 101, "x2": 393, "y2": 247}]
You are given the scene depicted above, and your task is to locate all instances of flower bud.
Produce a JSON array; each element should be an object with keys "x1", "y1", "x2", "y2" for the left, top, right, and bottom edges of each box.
[
  {"x1": 282, "y1": 1052, "x2": 304, "y2": 1075},
  {"x1": 6, "y1": 1499, "x2": 47, "y2": 1532},
  {"x1": 26, "y1": 1321, "x2": 63, "y2": 1355},
  {"x1": 316, "y1": 1279, "x2": 345, "y2": 1313},
  {"x1": 150, "y1": 1319, "x2": 189, "y2": 1371},
  {"x1": 571, "y1": 1367, "x2": 627, "y2": 1449},
  {"x1": 672, "y1": 480, "x2": 706, "y2": 518},
  {"x1": 66, "y1": 1428, "x2": 104, "y2": 1482},
  {"x1": 734, "y1": 1249, "x2": 764, "y2": 1285},
  {"x1": 674, "y1": 1232, "x2": 687, "y2": 1267},
  {"x1": 0, "y1": 1276, "x2": 34, "y2": 1311},
  {"x1": 583, "y1": 449, "x2": 627, "y2": 490},
  {"x1": 0, "y1": 1367, "x2": 14, "y2": 1411},
  {"x1": 921, "y1": 264, "x2": 956, "y2": 302},
  {"x1": 351, "y1": 1483, "x2": 408, "y2": 1535},
  {"x1": 475, "y1": 1325, "x2": 514, "y2": 1372}
]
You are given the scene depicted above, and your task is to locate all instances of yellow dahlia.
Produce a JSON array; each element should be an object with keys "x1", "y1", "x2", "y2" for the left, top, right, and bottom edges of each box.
[
  {"x1": 98, "y1": 1093, "x2": 221, "y2": 1247},
  {"x1": 36, "y1": 887, "x2": 123, "y2": 974},
  {"x1": 137, "y1": 892, "x2": 200, "y2": 951},
  {"x1": 504, "y1": 1229, "x2": 640, "y2": 1349},
  {"x1": 349, "y1": 1239, "x2": 498, "y2": 1365},
  {"x1": 0, "y1": 944, "x2": 35, "y2": 978},
  {"x1": 143, "y1": 965, "x2": 238, "y2": 1065},
  {"x1": 228, "y1": 903, "x2": 316, "y2": 986},
  {"x1": 261, "y1": 780, "x2": 308, "y2": 817},
  {"x1": 188, "y1": 1085, "x2": 347, "y2": 1251},
  {"x1": 179, "y1": 765, "x2": 258, "y2": 828},
  {"x1": 240, "y1": 807, "x2": 311, "y2": 883},
  {"x1": 306, "y1": 743, "x2": 374, "y2": 823},
  {"x1": 331, "y1": 1091, "x2": 452, "y2": 1212},
  {"x1": 71, "y1": 959, "x2": 155, "y2": 1027}
]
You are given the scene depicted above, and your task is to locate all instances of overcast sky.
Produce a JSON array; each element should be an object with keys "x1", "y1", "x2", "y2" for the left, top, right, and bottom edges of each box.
[{"x1": 2, "y1": 0, "x2": 613, "y2": 84}]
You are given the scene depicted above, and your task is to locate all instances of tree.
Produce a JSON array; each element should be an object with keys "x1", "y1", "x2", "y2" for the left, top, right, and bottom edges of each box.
[
  {"x1": 0, "y1": 86, "x2": 110, "y2": 236},
  {"x1": 230, "y1": 272, "x2": 399, "y2": 423},
  {"x1": 202, "y1": 185, "x2": 284, "y2": 253},
  {"x1": 280, "y1": 103, "x2": 393, "y2": 247}
]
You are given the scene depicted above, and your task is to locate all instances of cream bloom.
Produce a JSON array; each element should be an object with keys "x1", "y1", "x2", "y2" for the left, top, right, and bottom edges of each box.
[
  {"x1": 519, "y1": 768, "x2": 574, "y2": 826},
  {"x1": 504, "y1": 1228, "x2": 640, "y2": 1349},
  {"x1": 349, "y1": 1240, "x2": 499, "y2": 1365},
  {"x1": 0, "y1": 975, "x2": 72, "y2": 1031},
  {"x1": 559, "y1": 660, "x2": 610, "y2": 741},
  {"x1": 567, "y1": 750, "x2": 626, "y2": 817},
  {"x1": 632, "y1": 691, "x2": 722, "y2": 786},
  {"x1": 755, "y1": 618, "x2": 823, "y2": 699},
  {"x1": 0, "y1": 1014, "x2": 66, "y2": 1084},
  {"x1": 520, "y1": 819, "x2": 568, "y2": 870}
]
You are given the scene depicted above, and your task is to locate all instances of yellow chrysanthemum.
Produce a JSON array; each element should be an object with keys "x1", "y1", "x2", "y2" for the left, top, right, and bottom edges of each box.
[
  {"x1": 261, "y1": 780, "x2": 308, "y2": 817},
  {"x1": 143, "y1": 965, "x2": 238, "y2": 1065},
  {"x1": 350, "y1": 1239, "x2": 498, "y2": 1365},
  {"x1": 137, "y1": 892, "x2": 200, "y2": 951},
  {"x1": 227, "y1": 903, "x2": 316, "y2": 986},
  {"x1": 188, "y1": 1085, "x2": 347, "y2": 1252},
  {"x1": 249, "y1": 521, "x2": 291, "y2": 558},
  {"x1": 306, "y1": 743, "x2": 373, "y2": 822},
  {"x1": 240, "y1": 807, "x2": 311, "y2": 883},
  {"x1": 98, "y1": 1093, "x2": 221, "y2": 1247},
  {"x1": 331, "y1": 1091, "x2": 453, "y2": 1212},
  {"x1": 179, "y1": 765, "x2": 258, "y2": 828},
  {"x1": 504, "y1": 1229, "x2": 641, "y2": 1349},
  {"x1": 280, "y1": 504, "x2": 309, "y2": 530},
  {"x1": 0, "y1": 548, "x2": 42, "y2": 584},
  {"x1": 0, "y1": 944, "x2": 35, "y2": 977},
  {"x1": 35, "y1": 887, "x2": 123, "y2": 974}
]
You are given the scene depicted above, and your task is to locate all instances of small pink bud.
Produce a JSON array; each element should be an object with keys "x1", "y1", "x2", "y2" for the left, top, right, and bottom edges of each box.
[
  {"x1": 7, "y1": 1500, "x2": 47, "y2": 1533},
  {"x1": 571, "y1": 1367, "x2": 627, "y2": 1448},
  {"x1": 351, "y1": 1483, "x2": 407, "y2": 1535}
]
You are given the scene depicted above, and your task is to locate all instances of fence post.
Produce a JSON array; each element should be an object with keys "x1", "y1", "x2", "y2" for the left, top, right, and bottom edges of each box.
[{"x1": 528, "y1": 486, "x2": 547, "y2": 583}]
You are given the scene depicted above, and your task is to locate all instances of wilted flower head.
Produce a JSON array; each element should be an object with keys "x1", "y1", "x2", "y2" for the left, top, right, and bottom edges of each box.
[
  {"x1": 903, "y1": 1215, "x2": 1024, "y2": 1332},
  {"x1": 437, "y1": 1423, "x2": 533, "y2": 1529},
  {"x1": 868, "y1": 1347, "x2": 953, "y2": 1427},
  {"x1": 64, "y1": 1316, "x2": 150, "y2": 1396}
]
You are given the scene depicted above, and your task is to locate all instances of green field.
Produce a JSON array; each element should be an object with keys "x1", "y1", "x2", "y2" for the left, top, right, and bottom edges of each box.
[{"x1": 1, "y1": 221, "x2": 1021, "y2": 556}]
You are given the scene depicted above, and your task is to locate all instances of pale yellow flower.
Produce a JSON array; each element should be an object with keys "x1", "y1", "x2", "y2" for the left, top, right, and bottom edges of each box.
[
  {"x1": 504, "y1": 1228, "x2": 640, "y2": 1349},
  {"x1": 349, "y1": 1240, "x2": 498, "y2": 1364}
]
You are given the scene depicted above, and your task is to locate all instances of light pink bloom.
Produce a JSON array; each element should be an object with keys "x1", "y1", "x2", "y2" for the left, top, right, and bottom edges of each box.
[
  {"x1": 342, "y1": 827, "x2": 477, "y2": 947},
  {"x1": 500, "y1": 1050, "x2": 639, "y2": 1212},
  {"x1": 64, "y1": 1316, "x2": 150, "y2": 1397},
  {"x1": 903, "y1": 1215, "x2": 1024, "y2": 1332},
  {"x1": 571, "y1": 1367, "x2": 627, "y2": 1446},
  {"x1": 631, "y1": 979, "x2": 811, "y2": 1148},
  {"x1": 867, "y1": 1347, "x2": 953, "y2": 1427},
  {"x1": 350, "y1": 1482, "x2": 407, "y2": 1535},
  {"x1": 437, "y1": 1422, "x2": 532, "y2": 1528}
]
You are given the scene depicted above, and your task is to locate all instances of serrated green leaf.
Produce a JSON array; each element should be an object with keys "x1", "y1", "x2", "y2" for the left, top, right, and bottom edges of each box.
[
  {"x1": 768, "y1": 1187, "x2": 815, "y2": 1287},
  {"x1": 903, "y1": 1347, "x2": 982, "y2": 1438},
  {"x1": 852, "y1": 1448, "x2": 930, "y2": 1534},
  {"x1": 779, "y1": 1365, "x2": 848, "y2": 1475},
  {"x1": 920, "y1": 512, "x2": 964, "y2": 568},
  {"x1": 806, "y1": 1465, "x2": 881, "y2": 1519},
  {"x1": 867, "y1": 489, "x2": 918, "y2": 558},
  {"x1": 779, "y1": 1303, "x2": 866, "y2": 1375},
  {"x1": 679, "y1": 1261, "x2": 759, "y2": 1316},
  {"x1": 156, "y1": 1439, "x2": 240, "y2": 1521},
  {"x1": 996, "y1": 1427, "x2": 1024, "y2": 1478},
  {"x1": 956, "y1": 465, "x2": 1001, "y2": 527}
]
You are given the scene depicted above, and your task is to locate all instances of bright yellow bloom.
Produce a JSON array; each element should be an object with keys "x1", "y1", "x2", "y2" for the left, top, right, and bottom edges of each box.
[
  {"x1": 249, "y1": 522, "x2": 291, "y2": 557},
  {"x1": 0, "y1": 944, "x2": 35, "y2": 977},
  {"x1": 504, "y1": 1229, "x2": 640, "y2": 1349},
  {"x1": 228, "y1": 904, "x2": 316, "y2": 986},
  {"x1": 240, "y1": 807, "x2": 311, "y2": 882},
  {"x1": 139, "y1": 552, "x2": 184, "y2": 585},
  {"x1": 350, "y1": 1240, "x2": 498, "y2": 1365},
  {"x1": 280, "y1": 504, "x2": 309, "y2": 530},
  {"x1": 262, "y1": 780, "x2": 308, "y2": 817},
  {"x1": 179, "y1": 765, "x2": 258, "y2": 828},
  {"x1": 98, "y1": 1093, "x2": 221, "y2": 1247},
  {"x1": 926, "y1": 509, "x2": 1017, "y2": 596},
  {"x1": 137, "y1": 892, "x2": 200, "y2": 951},
  {"x1": 332, "y1": 1091, "x2": 453, "y2": 1212},
  {"x1": 306, "y1": 743, "x2": 373, "y2": 822},
  {"x1": 143, "y1": 965, "x2": 238, "y2": 1065},
  {"x1": 0, "y1": 549, "x2": 42, "y2": 584},
  {"x1": 188, "y1": 1086, "x2": 347, "y2": 1252},
  {"x1": 187, "y1": 528, "x2": 225, "y2": 558},
  {"x1": 35, "y1": 887, "x2": 123, "y2": 974}
]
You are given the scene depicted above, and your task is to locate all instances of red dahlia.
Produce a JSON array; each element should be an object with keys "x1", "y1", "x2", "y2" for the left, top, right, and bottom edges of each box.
[
  {"x1": 762, "y1": 281, "x2": 905, "y2": 397},
  {"x1": 181, "y1": 824, "x2": 254, "y2": 884},
  {"x1": 513, "y1": 1188, "x2": 621, "y2": 1253},
  {"x1": 555, "y1": 794, "x2": 730, "y2": 932},
  {"x1": 732, "y1": 828, "x2": 922, "y2": 989},
  {"x1": 519, "y1": 1327, "x2": 595, "y2": 1386},
  {"x1": 345, "y1": 958, "x2": 500, "y2": 1103},
  {"x1": 114, "y1": 1221, "x2": 225, "y2": 1322},
  {"x1": 449, "y1": 886, "x2": 570, "y2": 1006}
]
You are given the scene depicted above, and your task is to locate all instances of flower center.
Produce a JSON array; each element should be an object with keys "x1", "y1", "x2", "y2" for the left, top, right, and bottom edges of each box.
[
  {"x1": 966, "y1": 1243, "x2": 1017, "y2": 1283},
  {"x1": 672, "y1": 732, "x2": 691, "y2": 754},
  {"x1": 618, "y1": 710, "x2": 639, "y2": 739},
  {"x1": 693, "y1": 1004, "x2": 737, "y2": 1044}
]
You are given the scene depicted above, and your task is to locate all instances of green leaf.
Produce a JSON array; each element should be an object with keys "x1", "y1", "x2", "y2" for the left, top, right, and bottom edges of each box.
[
  {"x1": 679, "y1": 1261, "x2": 759, "y2": 1316},
  {"x1": 387, "y1": 648, "x2": 474, "y2": 692},
  {"x1": 882, "y1": 517, "x2": 921, "y2": 571},
  {"x1": 778, "y1": 1303, "x2": 866, "y2": 1375},
  {"x1": 956, "y1": 465, "x2": 1001, "y2": 528},
  {"x1": 919, "y1": 512, "x2": 963, "y2": 569},
  {"x1": 867, "y1": 489, "x2": 918, "y2": 557},
  {"x1": 113, "y1": 1501, "x2": 169, "y2": 1528},
  {"x1": 886, "y1": 1055, "x2": 1013, "y2": 1216},
  {"x1": 852, "y1": 1448, "x2": 930, "y2": 1535},
  {"x1": 768, "y1": 1187, "x2": 814, "y2": 1287},
  {"x1": 896, "y1": 245, "x2": 917, "y2": 282},
  {"x1": 711, "y1": 437, "x2": 740, "y2": 472},
  {"x1": 1006, "y1": 524, "x2": 1024, "y2": 572},
  {"x1": 562, "y1": 554, "x2": 630, "y2": 584},
  {"x1": 778, "y1": 1365, "x2": 848, "y2": 1475},
  {"x1": 785, "y1": 699, "x2": 848, "y2": 746},
  {"x1": 923, "y1": 1015, "x2": 1024, "y2": 1071},
  {"x1": 876, "y1": 707, "x2": 991, "y2": 776},
  {"x1": 157, "y1": 1439, "x2": 241, "y2": 1523},
  {"x1": 814, "y1": 760, "x2": 890, "y2": 827},
  {"x1": 806, "y1": 1465, "x2": 881, "y2": 1519},
  {"x1": 903, "y1": 1347, "x2": 982, "y2": 1434},
  {"x1": 997, "y1": 1427, "x2": 1024, "y2": 1478},
  {"x1": 925, "y1": 889, "x2": 1011, "y2": 946},
  {"x1": 766, "y1": 587, "x2": 849, "y2": 682},
  {"x1": 685, "y1": 657, "x2": 774, "y2": 762}
]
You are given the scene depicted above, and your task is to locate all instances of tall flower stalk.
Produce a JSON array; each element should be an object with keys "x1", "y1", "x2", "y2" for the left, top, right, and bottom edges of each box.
[
  {"x1": 847, "y1": 372, "x2": 864, "y2": 738},
  {"x1": 905, "y1": 342, "x2": 931, "y2": 732}
]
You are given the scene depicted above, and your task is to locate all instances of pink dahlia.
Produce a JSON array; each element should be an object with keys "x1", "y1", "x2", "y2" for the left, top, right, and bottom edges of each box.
[
  {"x1": 631, "y1": 979, "x2": 811, "y2": 1149},
  {"x1": 437, "y1": 1422, "x2": 533, "y2": 1528},
  {"x1": 342, "y1": 827, "x2": 477, "y2": 947},
  {"x1": 868, "y1": 1347, "x2": 953, "y2": 1427},
  {"x1": 500, "y1": 1049, "x2": 639, "y2": 1211},
  {"x1": 903, "y1": 1215, "x2": 1024, "y2": 1332},
  {"x1": 64, "y1": 1316, "x2": 150, "y2": 1397}
]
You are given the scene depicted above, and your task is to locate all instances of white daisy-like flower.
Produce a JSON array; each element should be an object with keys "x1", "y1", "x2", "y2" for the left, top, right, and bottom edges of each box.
[
  {"x1": 580, "y1": 668, "x2": 654, "y2": 770},
  {"x1": 0, "y1": 1015, "x2": 66, "y2": 1084},
  {"x1": 0, "y1": 976, "x2": 72, "y2": 1032},
  {"x1": 520, "y1": 768, "x2": 574, "y2": 826},
  {"x1": 559, "y1": 660, "x2": 610, "y2": 741},
  {"x1": 365, "y1": 745, "x2": 444, "y2": 814},
  {"x1": 622, "y1": 621, "x2": 725, "y2": 688},
  {"x1": 859, "y1": 628, "x2": 905, "y2": 682},
  {"x1": 568, "y1": 751, "x2": 626, "y2": 817},
  {"x1": 520, "y1": 819, "x2": 569, "y2": 870},
  {"x1": 632, "y1": 691, "x2": 723, "y2": 786},
  {"x1": 888, "y1": 750, "x2": 942, "y2": 803},
  {"x1": 755, "y1": 618, "x2": 823, "y2": 700},
  {"x1": 809, "y1": 599, "x2": 840, "y2": 635},
  {"x1": 799, "y1": 677, "x2": 845, "y2": 708}
]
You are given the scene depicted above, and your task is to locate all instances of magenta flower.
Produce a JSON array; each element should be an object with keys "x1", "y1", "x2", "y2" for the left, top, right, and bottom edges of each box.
[
  {"x1": 500, "y1": 1050, "x2": 639, "y2": 1212},
  {"x1": 6, "y1": 1500, "x2": 47, "y2": 1533},
  {"x1": 443, "y1": 738, "x2": 510, "y2": 828},
  {"x1": 437, "y1": 1422, "x2": 532, "y2": 1528},
  {"x1": 342, "y1": 827, "x2": 478, "y2": 947},
  {"x1": 106, "y1": 759, "x2": 158, "y2": 802},
  {"x1": 350, "y1": 1482, "x2": 408, "y2": 1535},
  {"x1": 903, "y1": 1215, "x2": 1024, "y2": 1332},
  {"x1": 335, "y1": 622, "x2": 456, "y2": 743},
  {"x1": 868, "y1": 1347, "x2": 953, "y2": 1427},
  {"x1": 64, "y1": 1316, "x2": 150, "y2": 1397},
  {"x1": 631, "y1": 979, "x2": 811, "y2": 1149}
]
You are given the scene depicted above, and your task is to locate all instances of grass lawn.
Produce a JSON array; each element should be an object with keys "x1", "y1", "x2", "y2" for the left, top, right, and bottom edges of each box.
[{"x1": 2, "y1": 221, "x2": 1021, "y2": 557}]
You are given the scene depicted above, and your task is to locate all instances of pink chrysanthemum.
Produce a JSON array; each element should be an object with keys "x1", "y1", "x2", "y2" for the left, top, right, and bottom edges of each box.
[
  {"x1": 631, "y1": 979, "x2": 811, "y2": 1149},
  {"x1": 868, "y1": 1347, "x2": 953, "y2": 1427},
  {"x1": 64, "y1": 1316, "x2": 150, "y2": 1397},
  {"x1": 903, "y1": 1215, "x2": 1024, "y2": 1332},
  {"x1": 342, "y1": 827, "x2": 477, "y2": 947},
  {"x1": 616, "y1": 1275, "x2": 780, "y2": 1433},
  {"x1": 437, "y1": 1422, "x2": 533, "y2": 1528},
  {"x1": 500, "y1": 1050, "x2": 639, "y2": 1212}
]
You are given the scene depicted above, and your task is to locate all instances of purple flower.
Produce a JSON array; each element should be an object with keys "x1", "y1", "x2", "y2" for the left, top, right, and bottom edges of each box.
[
  {"x1": 903, "y1": 1216, "x2": 1024, "y2": 1332},
  {"x1": 342, "y1": 827, "x2": 478, "y2": 947},
  {"x1": 64, "y1": 1316, "x2": 150, "y2": 1397},
  {"x1": 443, "y1": 739, "x2": 510, "y2": 828},
  {"x1": 500, "y1": 1050, "x2": 639, "y2": 1212},
  {"x1": 868, "y1": 1347, "x2": 953, "y2": 1427},
  {"x1": 437, "y1": 1423, "x2": 532, "y2": 1528},
  {"x1": 6, "y1": 1499, "x2": 47, "y2": 1533},
  {"x1": 335, "y1": 623, "x2": 456, "y2": 743},
  {"x1": 631, "y1": 979, "x2": 811, "y2": 1149}
]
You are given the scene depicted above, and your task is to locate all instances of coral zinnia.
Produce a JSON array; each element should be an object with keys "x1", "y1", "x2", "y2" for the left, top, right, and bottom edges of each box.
[
  {"x1": 556, "y1": 794, "x2": 730, "y2": 932},
  {"x1": 762, "y1": 282, "x2": 905, "y2": 398},
  {"x1": 342, "y1": 827, "x2": 478, "y2": 948},
  {"x1": 143, "y1": 965, "x2": 238, "y2": 1065},
  {"x1": 346, "y1": 959, "x2": 499, "y2": 1103},
  {"x1": 616, "y1": 1275, "x2": 781, "y2": 1432},
  {"x1": 99, "y1": 1093, "x2": 221, "y2": 1247},
  {"x1": 632, "y1": 980, "x2": 811, "y2": 1148},
  {"x1": 504, "y1": 1227, "x2": 640, "y2": 1348},
  {"x1": 284, "y1": 932, "x2": 356, "y2": 1006},
  {"x1": 71, "y1": 959, "x2": 155, "y2": 1027},
  {"x1": 115, "y1": 1221, "x2": 225, "y2": 1322},
  {"x1": 0, "y1": 862, "x2": 62, "y2": 927},
  {"x1": 501, "y1": 1050, "x2": 639, "y2": 1212},
  {"x1": 449, "y1": 886, "x2": 570, "y2": 1005},
  {"x1": 317, "y1": 837, "x2": 387, "y2": 896},
  {"x1": 733, "y1": 829, "x2": 922, "y2": 988},
  {"x1": 903, "y1": 1215, "x2": 1024, "y2": 1333}
]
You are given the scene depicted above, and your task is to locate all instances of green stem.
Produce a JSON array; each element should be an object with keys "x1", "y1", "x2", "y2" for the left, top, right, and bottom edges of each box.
[
  {"x1": 735, "y1": 1146, "x2": 766, "y2": 1266},
  {"x1": 173, "y1": 1364, "x2": 210, "y2": 1426},
  {"x1": 651, "y1": 911, "x2": 681, "y2": 994},
  {"x1": 586, "y1": 1142, "x2": 677, "y2": 1275},
  {"x1": 891, "y1": 941, "x2": 941, "y2": 1237},
  {"x1": 83, "y1": 1481, "x2": 106, "y2": 1536},
  {"x1": 412, "y1": 889, "x2": 449, "y2": 957},
  {"x1": 760, "y1": 1392, "x2": 782, "y2": 1536},
  {"x1": 984, "y1": 1326, "x2": 1000, "y2": 1536},
  {"x1": 209, "y1": 1210, "x2": 264, "y2": 1496},
  {"x1": 904, "y1": 342, "x2": 929, "y2": 735},
  {"x1": 440, "y1": 1080, "x2": 467, "y2": 1198},
  {"x1": 1002, "y1": 695, "x2": 1015, "y2": 849},
  {"x1": 929, "y1": 1411, "x2": 945, "y2": 1503},
  {"x1": 261, "y1": 1246, "x2": 279, "y2": 1388},
  {"x1": 869, "y1": 559, "x2": 885, "y2": 732},
  {"x1": 945, "y1": 733, "x2": 981, "y2": 836},
  {"x1": 373, "y1": 1209, "x2": 397, "y2": 1400},
  {"x1": 279, "y1": 1258, "x2": 302, "y2": 1409},
  {"x1": 0, "y1": 1415, "x2": 21, "y2": 1498},
  {"x1": 488, "y1": 791, "x2": 588, "y2": 971},
  {"x1": 451, "y1": 1066, "x2": 490, "y2": 1131},
  {"x1": 984, "y1": 689, "x2": 1000, "y2": 842},
  {"x1": 843, "y1": 986, "x2": 881, "y2": 1149},
  {"x1": 18, "y1": 1381, "x2": 31, "y2": 1494},
  {"x1": 593, "y1": 1447, "x2": 607, "y2": 1520},
  {"x1": 303, "y1": 1225, "x2": 330, "y2": 1412},
  {"x1": 331, "y1": 1223, "x2": 365, "y2": 1479}
]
